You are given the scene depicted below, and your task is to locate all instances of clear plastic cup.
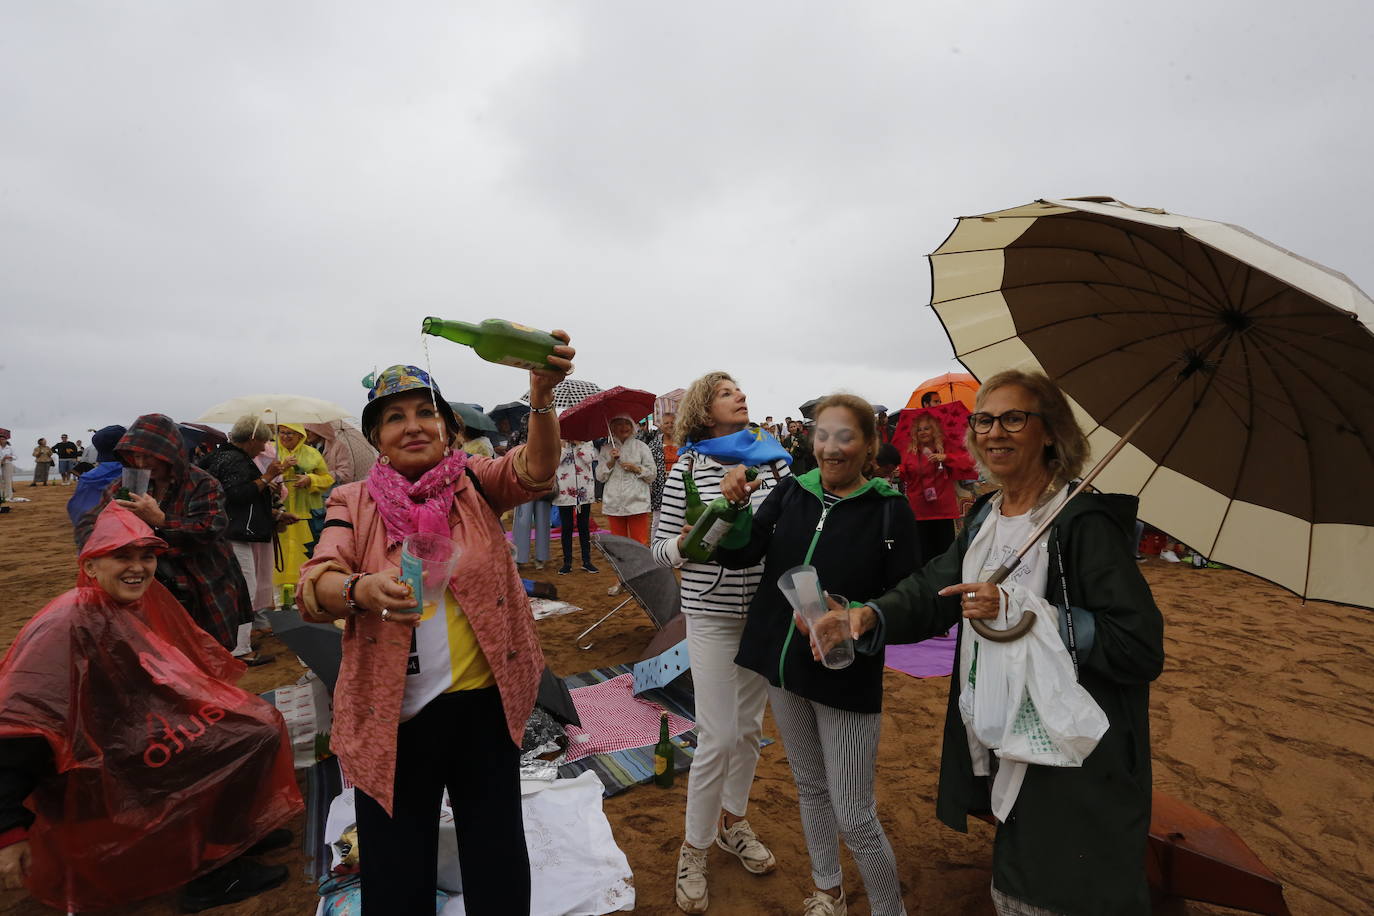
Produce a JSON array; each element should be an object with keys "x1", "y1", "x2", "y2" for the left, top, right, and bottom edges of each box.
[
  {"x1": 120, "y1": 467, "x2": 151, "y2": 496},
  {"x1": 400, "y1": 533, "x2": 461, "y2": 621},
  {"x1": 777, "y1": 565, "x2": 854, "y2": 670}
]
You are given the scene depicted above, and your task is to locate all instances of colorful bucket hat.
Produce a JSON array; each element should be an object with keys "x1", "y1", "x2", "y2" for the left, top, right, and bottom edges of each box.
[{"x1": 360, "y1": 365, "x2": 461, "y2": 441}]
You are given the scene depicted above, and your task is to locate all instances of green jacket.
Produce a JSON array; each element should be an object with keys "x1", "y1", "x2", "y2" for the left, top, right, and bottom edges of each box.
[{"x1": 876, "y1": 490, "x2": 1164, "y2": 915}]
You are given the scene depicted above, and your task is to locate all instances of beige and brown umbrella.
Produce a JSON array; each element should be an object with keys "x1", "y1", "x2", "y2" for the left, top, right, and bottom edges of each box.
[{"x1": 931, "y1": 197, "x2": 1374, "y2": 613}]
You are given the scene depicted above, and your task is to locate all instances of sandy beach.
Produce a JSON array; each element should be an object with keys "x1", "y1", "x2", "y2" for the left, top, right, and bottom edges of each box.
[{"x1": 1, "y1": 484, "x2": 1371, "y2": 915}]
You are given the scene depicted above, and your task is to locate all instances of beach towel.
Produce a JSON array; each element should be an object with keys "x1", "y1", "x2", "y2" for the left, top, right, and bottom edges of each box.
[{"x1": 884, "y1": 628, "x2": 958, "y2": 678}]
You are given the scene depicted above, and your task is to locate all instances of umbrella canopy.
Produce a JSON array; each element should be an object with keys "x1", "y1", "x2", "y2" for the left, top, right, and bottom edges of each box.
[
  {"x1": 930, "y1": 196, "x2": 1374, "y2": 609},
  {"x1": 891, "y1": 401, "x2": 972, "y2": 458},
  {"x1": 594, "y1": 533, "x2": 681, "y2": 628},
  {"x1": 558, "y1": 387, "x2": 656, "y2": 443},
  {"x1": 798, "y1": 397, "x2": 823, "y2": 420},
  {"x1": 179, "y1": 422, "x2": 228, "y2": 447},
  {"x1": 488, "y1": 401, "x2": 530, "y2": 428},
  {"x1": 448, "y1": 402, "x2": 499, "y2": 438},
  {"x1": 907, "y1": 372, "x2": 980, "y2": 410},
  {"x1": 521, "y1": 378, "x2": 603, "y2": 411},
  {"x1": 653, "y1": 388, "x2": 686, "y2": 426},
  {"x1": 198, "y1": 394, "x2": 353, "y2": 425}
]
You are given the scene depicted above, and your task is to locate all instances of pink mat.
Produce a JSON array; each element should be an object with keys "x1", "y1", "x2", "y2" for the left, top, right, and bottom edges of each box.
[{"x1": 563, "y1": 674, "x2": 694, "y2": 762}]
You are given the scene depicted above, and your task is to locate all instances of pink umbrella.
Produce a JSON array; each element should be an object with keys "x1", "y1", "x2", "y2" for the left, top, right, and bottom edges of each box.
[{"x1": 558, "y1": 387, "x2": 656, "y2": 442}]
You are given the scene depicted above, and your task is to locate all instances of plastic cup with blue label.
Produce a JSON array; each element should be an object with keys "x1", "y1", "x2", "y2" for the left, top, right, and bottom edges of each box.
[{"x1": 400, "y1": 533, "x2": 462, "y2": 621}]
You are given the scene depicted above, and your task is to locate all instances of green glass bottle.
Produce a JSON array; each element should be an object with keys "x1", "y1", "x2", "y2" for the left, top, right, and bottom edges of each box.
[
  {"x1": 652, "y1": 712, "x2": 675, "y2": 788},
  {"x1": 421, "y1": 317, "x2": 560, "y2": 372},
  {"x1": 681, "y1": 469, "x2": 757, "y2": 563},
  {"x1": 682, "y1": 468, "x2": 705, "y2": 525}
]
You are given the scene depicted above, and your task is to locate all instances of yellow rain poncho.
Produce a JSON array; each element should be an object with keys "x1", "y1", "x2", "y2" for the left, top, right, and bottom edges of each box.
[{"x1": 272, "y1": 424, "x2": 334, "y2": 601}]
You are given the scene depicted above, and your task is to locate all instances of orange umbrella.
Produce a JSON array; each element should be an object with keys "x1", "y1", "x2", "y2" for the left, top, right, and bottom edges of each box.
[{"x1": 907, "y1": 372, "x2": 979, "y2": 410}]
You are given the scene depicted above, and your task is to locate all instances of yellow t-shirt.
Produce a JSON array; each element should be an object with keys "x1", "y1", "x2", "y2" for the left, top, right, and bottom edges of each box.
[{"x1": 400, "y1": 587, "x2": 495, "y2": 720}]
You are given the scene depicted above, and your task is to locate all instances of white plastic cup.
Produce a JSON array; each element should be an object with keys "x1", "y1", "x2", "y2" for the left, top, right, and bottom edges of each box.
[
  {"x1": 120, "y1": 467, "x2": 151, "y2": 496},
  {"x1": 400, "y1": 533, "x2": 462, "y2": 621},
  {"x1": 777, "y1": 565, "x2": 854, "y2": 670}
]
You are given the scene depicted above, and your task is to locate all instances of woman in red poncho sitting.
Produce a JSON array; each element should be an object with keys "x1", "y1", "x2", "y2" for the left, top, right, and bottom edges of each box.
[{"x1": 0, "y1": 503, "x2": 302, "y2": 913}]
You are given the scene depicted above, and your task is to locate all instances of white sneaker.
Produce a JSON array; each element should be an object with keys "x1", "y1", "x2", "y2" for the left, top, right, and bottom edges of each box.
[
  {"x1": 716, "y1": 818, "x2": 776, "y2": 874},
  {"x1": 675, "y1": 843, "x2": 709, "y2": 913},
  {"x1": 802, "y1": 888, "x2": 847, "y2": 915}
]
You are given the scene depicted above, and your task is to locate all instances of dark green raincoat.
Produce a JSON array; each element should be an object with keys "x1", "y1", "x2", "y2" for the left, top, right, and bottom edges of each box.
[{"x1": 876, "y1": 490, "x2": 1164, "y2": 915}]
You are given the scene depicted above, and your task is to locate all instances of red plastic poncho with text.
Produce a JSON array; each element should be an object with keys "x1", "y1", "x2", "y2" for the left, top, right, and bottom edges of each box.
[{"x1": 0, "y1": 505, "x2": 302, "y2": 911}]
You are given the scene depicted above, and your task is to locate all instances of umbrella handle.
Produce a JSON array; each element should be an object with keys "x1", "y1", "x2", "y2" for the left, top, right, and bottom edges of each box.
[
  {"x1": 966, "y1": 556, "x2": 1038, "y2": 642},
  {"x1": 970, "y1": 611, "x2": 1037, "y2": 642}
]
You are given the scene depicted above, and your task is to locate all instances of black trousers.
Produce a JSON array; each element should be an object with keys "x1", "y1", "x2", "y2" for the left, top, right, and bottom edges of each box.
[
  {"x1": 354, "y1": 687, "x2": 529, "y2": 915},
  {"x1": 558, "y1": 504, "x2": 592, "y2": 566}
]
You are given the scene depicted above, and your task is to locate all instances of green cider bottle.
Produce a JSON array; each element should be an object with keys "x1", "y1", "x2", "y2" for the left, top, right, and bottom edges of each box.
[
  {"x1": 682, "y1": 468, "x2": 705, "y2": 525},
  {"x1": 652, "y1": 712, "x2": 675, "y2": 788},
  {"x1": 681, "y1": 468, "x2": 758, "y2": 563},
  {"x1": 421, "y1": 317, "x2": 560, "y2": 372}
]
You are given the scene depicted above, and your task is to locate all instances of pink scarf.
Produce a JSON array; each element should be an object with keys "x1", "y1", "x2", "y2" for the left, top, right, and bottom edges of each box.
[{"x1": 365, "y1": 450, "x2": 469, "y2": 545}]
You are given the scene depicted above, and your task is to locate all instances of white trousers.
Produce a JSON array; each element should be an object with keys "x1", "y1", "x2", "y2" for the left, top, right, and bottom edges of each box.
[
  {"x1": 683, "y1": 613, "x2": 769, "y2": 849},
  {"x1": 230, "y1": 541, "x2": 260, "y2": 655}
]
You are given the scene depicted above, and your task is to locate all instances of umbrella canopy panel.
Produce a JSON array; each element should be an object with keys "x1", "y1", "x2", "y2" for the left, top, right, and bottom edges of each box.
[
  {"x1": 559, "y1": 387, "x2": 656, "y2": 443},
  {"x1": 654, "y1": 388, "x2": 686, "y2": 427},
  {"x1": 198, "y1": 394, "x2": 354, "y2": 425},
  {"x1": 907, "y1": 372, "x2": 980, "y2": 410},
  {"x1": 521, "y1": 378, "x2": 603, "y2": 411},
  {"x1": 798, "y1": 398, "x2": 823, "y2": 419},
  {"x1": 931, "y1": 197, "x2": 1374, "y2": 607},
  {"x1": 594, "y1": 533, "x2": 681, "y2": 628},
  {"x1": 448, "y1": 402, "x2": 499, "y2": 438}
]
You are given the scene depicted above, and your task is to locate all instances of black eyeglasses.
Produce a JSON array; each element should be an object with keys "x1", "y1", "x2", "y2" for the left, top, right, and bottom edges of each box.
[{"x1": 968, "y1": 410, "x2": 1042, "y2": 434}]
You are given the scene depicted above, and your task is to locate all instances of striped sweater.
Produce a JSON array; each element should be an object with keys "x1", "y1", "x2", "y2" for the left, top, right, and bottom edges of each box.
[{"x1": 651, "y1": 452, "x2": 791, "y2": 617}]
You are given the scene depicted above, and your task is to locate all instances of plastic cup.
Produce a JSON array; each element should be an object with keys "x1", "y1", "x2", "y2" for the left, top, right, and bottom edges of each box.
[
  {"x1": 777, "y1": 565, "x2": 854, "y2": 670},
  {"x1": 400, "y1": 533, "x2": 461, "y2": 621},
  {"x1": 121, "y1": 467, "x2": 151, "y2": 496}
]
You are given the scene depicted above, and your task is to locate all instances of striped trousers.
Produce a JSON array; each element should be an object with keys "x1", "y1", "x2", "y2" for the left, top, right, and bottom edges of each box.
[{"x1": 768, "y1": 687, "x2": 906, "y2": 916}]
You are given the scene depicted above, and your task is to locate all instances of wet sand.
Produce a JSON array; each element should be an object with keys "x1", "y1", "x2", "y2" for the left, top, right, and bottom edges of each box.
[{"x1": 1, "y1": 484, "x2": 1371, "y2": 914}]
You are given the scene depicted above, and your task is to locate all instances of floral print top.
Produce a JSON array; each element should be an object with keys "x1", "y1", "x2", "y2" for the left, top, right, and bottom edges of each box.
[{"x1": 552, "y1": 442, "x2": 597, "y2": 507}]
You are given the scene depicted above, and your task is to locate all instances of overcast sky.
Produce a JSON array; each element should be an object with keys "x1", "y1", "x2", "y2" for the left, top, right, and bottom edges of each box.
[{"x1": 4, "y1": 1, "x2": 1371, "y2": 463}]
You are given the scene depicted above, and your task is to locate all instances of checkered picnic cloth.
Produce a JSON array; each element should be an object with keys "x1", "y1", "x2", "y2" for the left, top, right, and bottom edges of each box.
[{"x1": 563, "y1": 673, "x2": 694, "y2": 763}]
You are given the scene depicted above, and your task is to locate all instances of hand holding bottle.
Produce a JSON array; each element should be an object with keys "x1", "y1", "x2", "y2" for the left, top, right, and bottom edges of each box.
[
  {"x1": 528, "y1": 329, "x2": 575, "y2": 394},
  {"x1": 719, "y1": 465, "x2": 762, "y2": 503}
]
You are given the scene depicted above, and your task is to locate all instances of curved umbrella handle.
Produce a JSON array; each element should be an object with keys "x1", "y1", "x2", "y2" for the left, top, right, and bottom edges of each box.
[{"x1": 969, "y1": 612, "x2": 1036, "y2": 642}]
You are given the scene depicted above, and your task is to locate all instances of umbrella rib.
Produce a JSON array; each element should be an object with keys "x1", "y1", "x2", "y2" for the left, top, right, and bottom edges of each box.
[
  {"x1": 1012, "y1": 319, "x2": 1224, "y2": 389},
  {"x1": 1247, "y1": 327, "x2": 1374, "y2": 471},
  {"x1": 1244, "y1": 325, "x2": 1374, "y2": 405},
  {"x1": 1202, "y1": 334, "x2": 1263, "y2": 558}
]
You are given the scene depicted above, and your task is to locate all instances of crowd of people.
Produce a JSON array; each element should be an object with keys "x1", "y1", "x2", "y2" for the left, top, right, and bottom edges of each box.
[{"x1": 0, "y1": 334, "x2": 1165, "y2": 916}]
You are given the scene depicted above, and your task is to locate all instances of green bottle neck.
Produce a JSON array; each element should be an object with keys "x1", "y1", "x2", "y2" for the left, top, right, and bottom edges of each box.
[{"x1": 421, "y1": 318, "x2": 480, "y2": 346}]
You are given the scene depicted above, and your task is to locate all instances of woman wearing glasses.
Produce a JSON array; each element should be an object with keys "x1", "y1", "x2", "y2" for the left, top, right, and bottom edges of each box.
[{"x1": 825, "y1": 370, "x2": 1164, "y2": 915}]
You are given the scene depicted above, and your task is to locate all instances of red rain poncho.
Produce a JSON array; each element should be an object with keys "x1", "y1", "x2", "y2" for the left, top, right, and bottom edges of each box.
[{"x1": 0, "y1": 503, "x2": 302, "y2": 911}]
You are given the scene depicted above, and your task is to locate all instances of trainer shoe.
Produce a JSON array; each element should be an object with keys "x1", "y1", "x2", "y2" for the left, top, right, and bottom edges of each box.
[
  {"x1": 178, "y1": 858, "x2": 288, "y2": 912},
  {"x1": 675, "y1": 843, "x2": 710, "y2": 913},
  {"x1": 716, "y1": 818, "x2": 776, "y2": 874},
  {"x1": 582, "y1": 562, "x2": 599, "y2": 574},
  {"x1": 802, "y1": 887, "x2": 847, "y2": 915}
]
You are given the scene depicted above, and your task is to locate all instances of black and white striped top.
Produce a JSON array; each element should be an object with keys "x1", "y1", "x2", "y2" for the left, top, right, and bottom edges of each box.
[{"x1": 651, "y1": 452, "x2": 791, "y2": 617}]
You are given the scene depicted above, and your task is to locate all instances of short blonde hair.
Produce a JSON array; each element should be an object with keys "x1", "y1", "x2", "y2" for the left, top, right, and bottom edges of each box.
[
  {"x1": 966, "y1": 370, "x2": 1089, "y2": 484},
  {"x1": 677, "y1": 371, "x2": 736, "y2": 445}
]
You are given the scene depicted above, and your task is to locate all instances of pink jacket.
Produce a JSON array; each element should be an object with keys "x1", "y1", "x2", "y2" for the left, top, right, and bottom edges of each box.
[{"x1": 297, "y1": 447, "x2": 550, "y2": 815}]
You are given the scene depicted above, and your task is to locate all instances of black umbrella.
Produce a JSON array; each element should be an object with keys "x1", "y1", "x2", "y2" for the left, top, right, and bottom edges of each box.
[
  {"x1": 488, "y1": 401, "x2": 530, "y2": 428},
  {"x1": 576, "y1": 533, "x2": 682, "y2": 649},
  {"x1": 799, "y1": 398, "x2": 823, "y2": 419}
]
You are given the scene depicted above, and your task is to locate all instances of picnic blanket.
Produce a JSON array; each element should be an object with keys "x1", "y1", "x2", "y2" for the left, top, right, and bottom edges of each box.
[
  {"x1": 563, "y1": 673, "x2": 694, "y2": 762},
  {"x1": 884, "y1": 628, "x2": 958, "y2": 679}
]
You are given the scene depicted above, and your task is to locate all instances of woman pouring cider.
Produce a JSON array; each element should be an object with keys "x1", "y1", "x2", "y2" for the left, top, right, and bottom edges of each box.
[{"x1": 298, "y1": 331, "x2": 574, "y2": 915}]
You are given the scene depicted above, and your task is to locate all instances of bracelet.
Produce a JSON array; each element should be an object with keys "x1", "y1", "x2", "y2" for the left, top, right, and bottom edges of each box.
[
  {"x1": 530, "y1": 402, "x2": 555, "y2": 414},
  {"x1": 342, "y1": 573, "x2": 367, "y2": 613}
]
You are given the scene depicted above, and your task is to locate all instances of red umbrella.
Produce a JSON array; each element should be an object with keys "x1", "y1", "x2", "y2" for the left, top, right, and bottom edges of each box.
[
  {"x1": 558, "y1": 387, "x2": 656, "y2": 442},
  {"x1": 891, "y1": 401, "x2": 971, "y2": 458}
]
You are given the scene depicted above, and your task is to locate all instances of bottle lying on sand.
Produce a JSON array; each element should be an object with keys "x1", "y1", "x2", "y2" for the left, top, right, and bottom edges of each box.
[
  {"x1": 421, "y1": 317, "x2": 560, "y2": 372},
  {"x1": 681, "y1": 469, "x2": 758, "y2": 563}
]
